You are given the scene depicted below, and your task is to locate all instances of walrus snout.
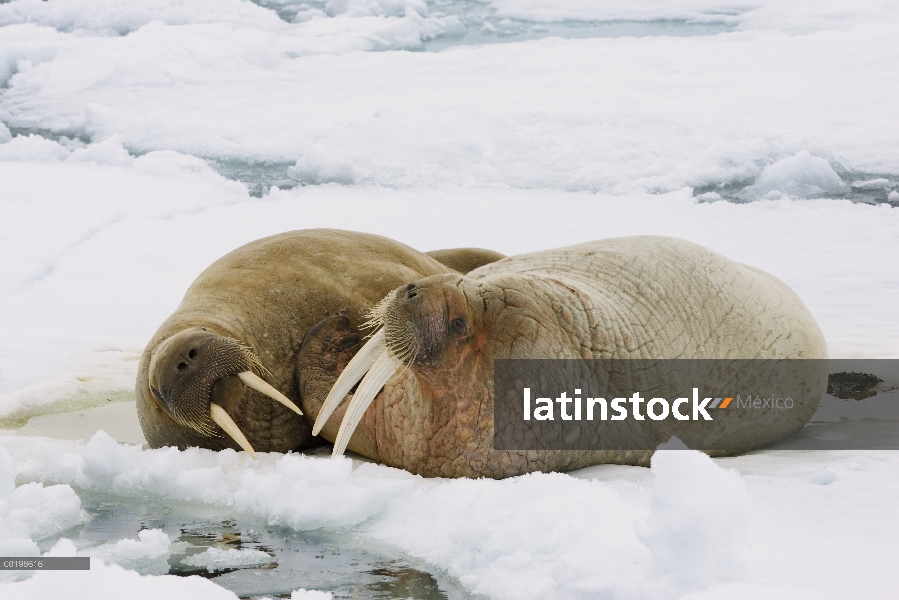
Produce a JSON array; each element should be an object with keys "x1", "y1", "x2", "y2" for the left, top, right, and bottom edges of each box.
[
  {"x1": 148, "y1": 327, "x2": 302, "y2": 458},
  {"x1": 388, "y1": 274, "x2": 469, "y2": 366}
]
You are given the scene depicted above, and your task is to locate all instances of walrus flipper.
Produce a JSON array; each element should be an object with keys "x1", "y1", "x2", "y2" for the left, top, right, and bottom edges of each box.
[{"x1": 297, "y1": 315, "x2": 381, "y2": 459}]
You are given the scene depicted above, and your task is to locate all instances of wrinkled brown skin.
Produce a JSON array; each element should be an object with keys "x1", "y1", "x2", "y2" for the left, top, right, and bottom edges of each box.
[
  {"x1": 299, "y1": 236, "x2": 828, "y2": 478},
  {"x1": 136, "y1": 229, "x2": 506, "y2": 453}
]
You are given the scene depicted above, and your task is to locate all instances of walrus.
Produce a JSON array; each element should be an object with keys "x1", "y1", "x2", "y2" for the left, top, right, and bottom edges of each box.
[
  {"x1": 135, "y1": 229, "x2": 505, "y2": 456},
  {"x1": 301, "y1": 236, "x2": 828, "y2": 478}
]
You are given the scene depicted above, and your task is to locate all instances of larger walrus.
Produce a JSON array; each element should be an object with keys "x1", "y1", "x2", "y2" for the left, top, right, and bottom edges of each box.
[
  {"x1": 136, "y1": 229, "x2": 506, "y2": 455},
  {"x1": 303, "y1": 236, "x2": 828, "y2": 478}
]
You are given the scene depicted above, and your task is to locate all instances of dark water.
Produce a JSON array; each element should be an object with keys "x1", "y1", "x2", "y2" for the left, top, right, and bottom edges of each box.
[{"x1": 45, "y1": 493, "x2": 475, "y2": 600}]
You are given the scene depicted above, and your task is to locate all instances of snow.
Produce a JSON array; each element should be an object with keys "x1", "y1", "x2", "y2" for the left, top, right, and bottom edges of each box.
[
  {"x1": 1, "y1": 431, "x2": 896, "y2": 598},
  {"x1": 637, "y1": 450, "x2": 749, "y2": 587},
  {"x1": 1, "y1": 2, "x2": 899, "y2": 190},
  {"x1": 0, "y1": 447, "x2": 83, "y2": 563},
  {"x1": 1, "y1": 0, "x2": 898, "y2": 598}
]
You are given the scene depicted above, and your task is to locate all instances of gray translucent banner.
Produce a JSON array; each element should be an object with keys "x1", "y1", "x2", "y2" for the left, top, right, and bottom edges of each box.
[
  {"x1": 0, "y1": 557, "x2": 90, "y2": 570},
  {"x1": 493, "y1": 359, "x2": 899, "y2": 451}
]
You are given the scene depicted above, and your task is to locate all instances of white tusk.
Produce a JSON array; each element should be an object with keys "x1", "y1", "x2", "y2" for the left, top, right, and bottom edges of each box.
[
  {"x1": 331, "y1": 350, "x2": 397, "y2": 457},
  {"x1": 237, "y1": 371, "x2": 303, "y2": 417},
  {"x1": 312, "y1": 329, "x2": 386, "y2": 436},
  {"x1": 210, "y1": 402, "x2": 258, "y2": 459}
]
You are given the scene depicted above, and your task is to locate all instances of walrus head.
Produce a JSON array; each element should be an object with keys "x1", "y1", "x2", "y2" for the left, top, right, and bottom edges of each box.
[
  {"x1": 146, "y1": 327, "x2": 303, "y2": 458},
  {"x1": 310, "y1": 272, "x2": 574, "y2": 477}
]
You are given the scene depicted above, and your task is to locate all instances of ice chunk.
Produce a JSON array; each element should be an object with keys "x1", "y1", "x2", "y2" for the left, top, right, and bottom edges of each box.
[
  {"x1": 695, "y1": 191, "x2": 723, "y2": 203},
  {"x1": 737, "y1": 151, "x2": 848, "y2": 201},
  {"x1": 0, "y1": 447, "x2": 83, "y2": 570},
  {"x1": 851, "y1": 178, "x2": 893, "y2": 190},
  {"x1": 87, "y1": 529, "x2": 173, "y2": 575},
  {"x1": 182, "y1": 546, "x2": 275, "y2": 573},
  {"x1": 638, "y1": 450, "x2": 749, "y2": 585},
  {"x1": 67, "y1": 135, "x2": 134, "y2": 167},
  {"x1": 133, "y1": 150, "x2": 217, "y2": 178},
  {"x1": 289, "y1": 589, "x2": 334, "y2": 600},
  {"x1": 0, "y1": 135, "x2": 71, "y2": 161},
  {"x1": 288, "y1": 151, "x2": 361, "y2": 185}
]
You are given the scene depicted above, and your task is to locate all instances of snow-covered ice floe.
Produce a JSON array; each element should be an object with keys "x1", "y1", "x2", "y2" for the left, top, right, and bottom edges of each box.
[
  {"x1": 1, "y1": 0, "x2": 898, "y2": 197},
  {"x1": 1, "y1": 0, "x2": 898, "y2": 598},
  {"x1": 1, "y1": 430, "x2": 898, "y2": 598}
]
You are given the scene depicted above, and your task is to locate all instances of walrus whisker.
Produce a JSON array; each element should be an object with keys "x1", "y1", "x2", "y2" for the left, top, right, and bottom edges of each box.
[
  {"x1": 312, "y1": 328, "x2": 386, "y2": 436},
  {"x1": 236, "y1": 371, "x2": 303, "y2": 417},
  {"x1": 210, "y1": 402, "x2": 258, "y2": 459},
  {"x1": 332, "y1": 350, "x2": 399, "y2": 457},
  {"x1": 361, "y1": 295, "x2": 392, "y2": 332}
]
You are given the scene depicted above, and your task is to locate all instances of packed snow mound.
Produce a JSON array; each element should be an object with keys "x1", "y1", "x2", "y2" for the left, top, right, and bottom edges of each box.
[
  {"x1": 639, "y1": 449, "x2": 749, "y2": 586},
  {"x1": 737, "y1": 151, "x2": 848, "y2": 201},
  {"x1": 182, "y1": 546, "x2": 276, "y2": 572}
]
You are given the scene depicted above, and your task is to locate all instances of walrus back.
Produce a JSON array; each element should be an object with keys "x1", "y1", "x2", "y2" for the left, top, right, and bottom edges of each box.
[{"x1": 469, "y1": 235, "x2": 827, "y2": 361}]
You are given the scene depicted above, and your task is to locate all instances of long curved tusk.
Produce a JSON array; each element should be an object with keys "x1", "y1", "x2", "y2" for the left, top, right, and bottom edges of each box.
[
  {"x1": 331, "y1": 350, "x2": 397, "y2": 457},
  {"x1": 210, "y1": 402, "x2": 258, "y2": 459},
  {"x1": 237, "y1": 371, "x2": 303, "y2": 417},
  {"x1": 312, "y1": 329, "x2": 385, "y2": 436}
]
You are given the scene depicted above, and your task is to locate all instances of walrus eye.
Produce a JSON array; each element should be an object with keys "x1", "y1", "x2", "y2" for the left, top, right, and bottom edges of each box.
[{"x1": 451, "y1": 317, "x2": 467, "y2": 335}]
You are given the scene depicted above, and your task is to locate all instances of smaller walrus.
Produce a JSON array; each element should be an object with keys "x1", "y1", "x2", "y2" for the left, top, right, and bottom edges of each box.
[
  {"x1": 302, "y1": 236, "x2": 828, "y2": 478},
  {"x1": 136, "y1": 229, "x2": 505, "y2": 456}
]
